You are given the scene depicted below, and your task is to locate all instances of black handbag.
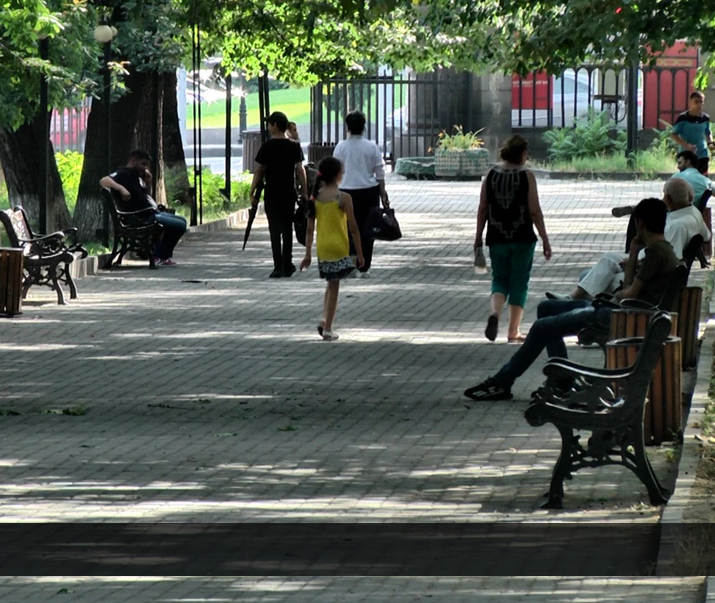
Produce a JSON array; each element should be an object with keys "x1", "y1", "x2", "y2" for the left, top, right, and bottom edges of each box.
[
  {"x1": 294, "y1": 199, "x2": 308, "y2": 246},
  {"x1": 365, "y1": 205, "x2": 402, "y2": 241}
]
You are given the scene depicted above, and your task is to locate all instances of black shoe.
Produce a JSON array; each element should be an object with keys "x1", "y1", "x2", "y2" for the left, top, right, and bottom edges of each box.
[
  {"x1": 283, "y1": 264, "x2": 297, "y2": 277},
  {"x1": 485, "y1": 314, "x2": 499, "y2": 342},
  {"x1": 464, "y1": 377, "x2": 513, "y2": 401},
  {"x1": 269, "y1": 269, "x2": 283, "y2": 278}
]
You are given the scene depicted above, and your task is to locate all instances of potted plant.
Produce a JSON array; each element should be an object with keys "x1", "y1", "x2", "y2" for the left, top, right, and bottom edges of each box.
[{"x1": 434, "y1": 126, "x2": 489, "y2": 178}]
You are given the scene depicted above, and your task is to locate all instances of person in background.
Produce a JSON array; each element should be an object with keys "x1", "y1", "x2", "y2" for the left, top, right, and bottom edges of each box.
[
  {"x1": 250, "y1": 111, "x2": 308, "y2": 278},
  {"x1": 672, "y1": 149, "x2": 715, "y2": 208},
  {"x1": 546, "y1": 179, "x2": 709, "y2": 301},
  {"x1": 332, "y1": 110, "x2": 388, "y2": 277},
  {"x1": 671, "y1": 91, "x2": 714, "y2": 174},
  {"x1": 99, "y1": 149, "x2": 187, "y2": 266},
  {"x1": 300, "y1": 157, "x2": 364, "y2": 341},
  {"x1": 474, "y1": 134, "x2": 551, "y2": 344},
  {"x1": 287, "y1": 121, "x2": 300, "y2": 142}
]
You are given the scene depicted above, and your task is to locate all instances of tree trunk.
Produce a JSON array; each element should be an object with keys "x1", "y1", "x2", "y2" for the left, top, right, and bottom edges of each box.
[
  {"x1": 74, "y1": 68, "x2": 150, "y2": 241},
  {"x1": 162, "y1": 71, "x2": 191, "y2": 206},
  {"x1": 0, "y1": 113, "x2": 71, "y2": 233},
  {"x1": 134, "y1": 72, "x2": 166, "y2": 206}
]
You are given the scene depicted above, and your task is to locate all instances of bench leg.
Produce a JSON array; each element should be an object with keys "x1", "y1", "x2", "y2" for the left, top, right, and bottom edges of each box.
[
  {"x1": 626, "y1": 424, "x2": 671, "y2": 506},
  {"x1": 65, "y1": 267, "x2": 78, "y2": 300},
  {"x1": 108, "y1": 238, "x2": 121, "y2": 269},
  {"x1": 48, "y1": 265, "x2": 67, "y2": 305},
  {"x1": 542, "y1": 424, "x2": 575, "y2": 509}
]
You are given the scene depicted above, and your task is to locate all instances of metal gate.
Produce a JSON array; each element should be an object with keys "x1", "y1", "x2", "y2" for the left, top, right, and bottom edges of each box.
[{"x1": 311, "y1": 70, "x2": 467, "y2": 165}]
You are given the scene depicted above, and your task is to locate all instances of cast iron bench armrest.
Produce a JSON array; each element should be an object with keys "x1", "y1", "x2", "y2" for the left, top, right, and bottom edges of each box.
[
  {"x1": 618, "y1": 298, "x2": 657, "y2": 311},
  {"x1": 524, "y1": 313, "x2": 672, "y2": 509},
  {"x1": 543, "y1": 361, "x2": 633, "y2": 383}
]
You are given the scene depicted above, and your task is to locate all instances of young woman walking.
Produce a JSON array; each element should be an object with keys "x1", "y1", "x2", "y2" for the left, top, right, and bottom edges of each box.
[{"x1": 300, "y1": 157, "x2": 364, "y2": 340}]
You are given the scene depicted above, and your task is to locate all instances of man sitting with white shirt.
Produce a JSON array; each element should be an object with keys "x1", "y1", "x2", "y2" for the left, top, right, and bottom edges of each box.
[{"x1": 546, "y1": 178, "x2": 709, "y2": 301}]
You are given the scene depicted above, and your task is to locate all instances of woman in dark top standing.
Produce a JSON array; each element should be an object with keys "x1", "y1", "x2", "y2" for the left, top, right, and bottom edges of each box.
[{"x1": 474, "y1": 135, "x2": 551, "y2": 343}]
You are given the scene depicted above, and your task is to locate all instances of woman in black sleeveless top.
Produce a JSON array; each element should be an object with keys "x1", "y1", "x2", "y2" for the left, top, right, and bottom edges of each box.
[{"x1": 474, "y1": 135, "x2": 552, "y2": 343}]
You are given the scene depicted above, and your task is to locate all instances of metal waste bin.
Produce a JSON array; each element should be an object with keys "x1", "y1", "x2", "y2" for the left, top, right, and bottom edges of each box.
[
  {"x1": 242, "y1": 130, "x2": 262, "y2": 173},
  {"x1": 0, "y1": 247, "x2": 23, "y2": 316}
]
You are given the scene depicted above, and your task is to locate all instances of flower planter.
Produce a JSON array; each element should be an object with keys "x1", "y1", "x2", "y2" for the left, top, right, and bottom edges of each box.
[{"x1": 435, "y1": 148, "x2": 490, "y2": 179}]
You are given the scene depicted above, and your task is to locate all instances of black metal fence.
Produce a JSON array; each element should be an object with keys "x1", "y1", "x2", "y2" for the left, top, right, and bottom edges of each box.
[
  {"x1": 511, "y1": 64, "x2": 697, "y2": 133},
  {"x1": 311, "y1": 71, "x2": 467, "y2": 164}
]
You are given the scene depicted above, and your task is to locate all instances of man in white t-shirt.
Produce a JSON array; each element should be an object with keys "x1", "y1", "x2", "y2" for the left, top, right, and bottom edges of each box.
[
  {"x1": 332, "y1": 110, "x2": 389, "y2": 276},
  {"x1": 546, "y1": 178, "x2": 709, "y2": 300}
]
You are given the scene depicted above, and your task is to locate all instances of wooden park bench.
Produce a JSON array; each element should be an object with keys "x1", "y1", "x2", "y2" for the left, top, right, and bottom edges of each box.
[
  {"x1": 0, "y1": 206, "x2": 87, "y2": 305},
  {"x1": 525, "y1": 311, "x2": 673, "y2": 509},
  {"x1": 100, "y1": 188, "x2": 163, "y2": 269}
]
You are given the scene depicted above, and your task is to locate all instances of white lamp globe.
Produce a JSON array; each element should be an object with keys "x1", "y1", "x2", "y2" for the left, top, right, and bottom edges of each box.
[
  {"x1": 93, "y1": 25, "x2": 113, "y2": 43},
  {"x1": 110, "y1": 26, "x2": 118, "y2": 38}
]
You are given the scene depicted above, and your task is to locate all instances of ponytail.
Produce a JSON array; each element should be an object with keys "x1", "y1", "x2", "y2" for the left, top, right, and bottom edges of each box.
[{"x1": 310, "y1": 171, "x2": 324, "y2": 201}]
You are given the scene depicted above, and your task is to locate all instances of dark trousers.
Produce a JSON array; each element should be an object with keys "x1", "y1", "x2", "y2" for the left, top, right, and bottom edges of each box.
[
  {"x1": 341, "y1": 185, "x2": 380, "y2": 272},
  {"x1": 151, "y1": 212, "x2": 188, "y2": 260},
  {"x1": 265, "y1": 198, "x2": 295, "y2": 272}
]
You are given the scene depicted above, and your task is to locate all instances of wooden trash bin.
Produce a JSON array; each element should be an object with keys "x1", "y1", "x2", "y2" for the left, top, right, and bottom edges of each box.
[
  {"x1": 609, "y1": 308, "x2": 678, "y2": 341},
  {"x1": 703, "y1": 207, "x2": 712, "y2": 259},
  {"x1": 0, "y1": 247, "x2": 23, "y2": 316},
  {"x1": 677, "y1": 286, "x2": 702, "y2": 370},
  {"x1": 606, "y1": 336, "x2": 682, "y2": 445}
]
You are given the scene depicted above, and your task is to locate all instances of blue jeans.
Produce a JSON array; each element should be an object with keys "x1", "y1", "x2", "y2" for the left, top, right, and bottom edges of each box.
[
  {"x1": 151, "y1": 212, "x2": 187, "y2": 260},
  {"x1": 493, "y1": 299, "x2": 611, "y2": 387}
]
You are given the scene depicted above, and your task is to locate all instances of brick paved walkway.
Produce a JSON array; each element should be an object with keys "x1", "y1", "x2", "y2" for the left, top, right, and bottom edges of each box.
[
  {"x1": 0, "y1": 576, "x2": 706, "y2": 602},
  {"x1": 0, "y1": 177, "x2": 706, "y2": 592}
]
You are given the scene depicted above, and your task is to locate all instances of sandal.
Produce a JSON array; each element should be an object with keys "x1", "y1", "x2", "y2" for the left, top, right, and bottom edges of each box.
[
  {"x1": 507, "y1": 334, "x2": 527, "y2": 344},
  {"x1": 322, "y1": 330, "x2": 339, "y2": 341}
]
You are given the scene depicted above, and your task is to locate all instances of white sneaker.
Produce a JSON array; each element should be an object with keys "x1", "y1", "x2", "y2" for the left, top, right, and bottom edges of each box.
[{"x1": 322, "y1": 330, "x2": 339, "y2": 341}]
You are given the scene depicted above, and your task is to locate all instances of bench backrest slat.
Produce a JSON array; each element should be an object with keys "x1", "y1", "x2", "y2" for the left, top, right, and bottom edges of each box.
[{"x1": 0, "y1": 208, "x2": 31, "y2": 250}]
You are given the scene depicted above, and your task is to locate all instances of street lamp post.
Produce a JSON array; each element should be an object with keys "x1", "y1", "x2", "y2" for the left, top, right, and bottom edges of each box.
[
  {"x1": 38, "y1": 35, "x2": 49, "y2": 235},
  {"x1": 94, "y1": 23, "x2": 115, "y2": 246}
]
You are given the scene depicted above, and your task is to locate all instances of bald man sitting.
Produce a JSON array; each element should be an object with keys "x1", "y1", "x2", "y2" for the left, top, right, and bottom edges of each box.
[{"x1": 546, "y1": 178, "x2": 709, "y2": 301}]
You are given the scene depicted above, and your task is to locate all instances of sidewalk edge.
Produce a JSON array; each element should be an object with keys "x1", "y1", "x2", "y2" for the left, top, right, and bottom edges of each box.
[{"x1": 656, "y1": 315, "x2": 715, "y2": 575}]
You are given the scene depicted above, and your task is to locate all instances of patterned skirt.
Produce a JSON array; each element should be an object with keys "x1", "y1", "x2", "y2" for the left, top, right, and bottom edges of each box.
[{"x1": 318, "y1": 256, "x2": 356, "y2": 281}]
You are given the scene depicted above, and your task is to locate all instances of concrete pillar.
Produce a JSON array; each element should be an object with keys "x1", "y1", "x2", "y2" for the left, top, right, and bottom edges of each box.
[{"x1": 469, "y1": 73, "x2": 513, "y2": 158}]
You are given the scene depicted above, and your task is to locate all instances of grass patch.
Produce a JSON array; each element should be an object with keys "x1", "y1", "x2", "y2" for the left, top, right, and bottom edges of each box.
[
  {"x1": 545, "y1": 148, "x2": 676, "y2": 176},
  {"x1": 187, "y1": 87, "x2": 311, "y2": 129}
]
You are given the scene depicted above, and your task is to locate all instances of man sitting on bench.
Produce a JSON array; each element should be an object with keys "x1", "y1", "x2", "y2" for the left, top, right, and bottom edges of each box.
[
  {"x1": 546, "y1": 178, "x2": 708, "y2": 301},
  {"x1": 100, "y1": 149, "x2": 187, "y2": 266},
  {"x1": 464, "y1": 198, "x2": 680, "y2": 402}
]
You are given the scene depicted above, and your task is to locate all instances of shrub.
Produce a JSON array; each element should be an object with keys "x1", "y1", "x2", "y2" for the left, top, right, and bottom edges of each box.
[
  {"x1": 648, "y1": 119, "x2": 679, "y2": 157},
  {"x1": 435, "y1": 125, "x2": 485, "y2": 151},
  {"x1": 543, "y1": 108, "x2": 626, "y2": 162},
  {"x1": 55, "y1": 151, "x2": 84, "y2": 216},
  {"x1": 165, "y1": 166, "x2": 252, "y2": 221}
]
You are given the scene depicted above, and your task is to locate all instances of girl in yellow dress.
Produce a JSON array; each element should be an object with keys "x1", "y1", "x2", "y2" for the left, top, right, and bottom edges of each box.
[{"x1": 300, "y1": 157, "x2": 364, "y2": 340}]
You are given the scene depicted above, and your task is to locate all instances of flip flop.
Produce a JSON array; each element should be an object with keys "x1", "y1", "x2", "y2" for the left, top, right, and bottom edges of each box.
[{"x1": 507, "y1": 334, "x2": 527, "y2": 344}]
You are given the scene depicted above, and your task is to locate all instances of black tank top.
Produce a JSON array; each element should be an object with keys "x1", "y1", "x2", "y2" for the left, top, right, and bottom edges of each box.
[{"x1": 485, "y1": 166, "x2": 537, "y2": 246}]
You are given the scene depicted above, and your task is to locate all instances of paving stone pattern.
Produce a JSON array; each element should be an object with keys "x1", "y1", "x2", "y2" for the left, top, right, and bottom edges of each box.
[
  {"x1": 0, "y1": 576, "x2": 706, "y2": 602},
  {"x1": 0, "y1": 177, "x2": 695, "y2": 524}
]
